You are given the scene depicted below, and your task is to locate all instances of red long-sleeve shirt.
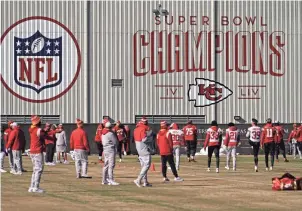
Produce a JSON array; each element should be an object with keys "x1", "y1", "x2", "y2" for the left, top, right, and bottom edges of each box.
[
  {"x1": 157, "y1": 129, "x2": 173, "y2": 155},
  {"x1": 274, "y1": 125, "x2": 284, "y2": 143},
  {"x1": 182, "y1": 124, "x2": 197, "y2": 141},
  {"x1": 94, "y1": 124, "x2": 103, "y2": 143},
  {"x1": 204, "y1": 126, "x2": 223, "y2": 147},
  {"x1": 297, "y1": 126, "x2": 302, "y2": 142},
  {"x1": 261, "y1": 124, "x2": 276, "y2": 145},
  {"x1": 4, "y1": 128, "x2": 12, "y2": 149},
  {"x1": 70, "y1": 128, "x2": 90, "y2": 152},
  {"x1": 29, "y1": 126, "x2": 45, "y2": 154},
  {"x1": 224, "y1": 126, "x2": 240, "y2": 147},
  {"x1": 287, "y1": 129, "x2": 298, "y2": 143},
  {"x1": 7, "y1": 128, "x2": 26, "y2": 151}
]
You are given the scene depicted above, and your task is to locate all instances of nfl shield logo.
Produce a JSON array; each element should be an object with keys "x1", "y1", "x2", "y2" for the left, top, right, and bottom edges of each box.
[{"x1": 14, "y1": 30, "x2": 62, "y2": 93}]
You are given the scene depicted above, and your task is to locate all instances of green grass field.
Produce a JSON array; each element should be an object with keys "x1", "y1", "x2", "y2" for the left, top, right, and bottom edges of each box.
[{"x1": 2, "y1": 155, "x2": 302, "y2": 211}]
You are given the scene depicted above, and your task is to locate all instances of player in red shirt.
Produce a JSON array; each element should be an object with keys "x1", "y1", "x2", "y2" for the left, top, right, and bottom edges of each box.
[
  {"x1": 94, "y1": 123, "x2": 104, "y2": 163},
  {"x1": 296, "y1": 122, "x2": 302, "y2": 154},
  {"x1": 4, "y1": 121, "x2": 14, "y2": 173},
  {"x1": 224, "y1": 122, "x2": 240, "y2": 171},
  {"x1": 274, "y1": 121, "x2": 289, "y2": 162},
  {"x1": 261, "y1": 118, "x2": 276, "y2": 171},
  {"x1": 182, "y1": 120, "x2": 198, "y2": 162},
  {"x1": 157, "y1": 121, "x2": 183, "y2": 182},
  {"x1": 287, "y1": 124, "x2": 301, "y2": 159},
  {"x1": 113, "y1": 121, "x2": 127, "y2": 162}
]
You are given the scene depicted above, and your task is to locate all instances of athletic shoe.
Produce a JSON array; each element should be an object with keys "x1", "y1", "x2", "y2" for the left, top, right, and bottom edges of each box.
[
  {"x1": 270, "y1": 167, "x2": 273, "y2": 171},
  {"x1": 265, "y1": 168, "x2": 269, "y2": 171},
  {"x1": 119, "y1": 159, "x2": 122, "y2": 163},
  {"x1": 276, "y1": 159, "x2": 279, "y2": 163},
  {"x1": 32, "y1": 188, "x2": 44, "y2": 193},
  {"x1": 174, "y1": 177, "x2": 184, "y2": 182},
  {"x1": 143, "y1": 183, "x2": 152, "y2": 187},
  {"x1": 168, "y1": 166, "x2": 171, "y2": 170},
  {"x1": 21, "y1": 169, "x2": 27, "y2": 172},
  {"x1": 233, "y1": 168, "x2": 236, "y2": 171},
  {"x1": 207, "y1": 168, "x2": 210, "y2": 172},
  {"x1": 81, "y1": 174, "x2": 90, "y2": 178},
  {"x1": 63, "y1": 160, "x2": 69, "y2": 164},
  {"x1": 0, "y1": 169, "x2": 7, "y2": 173},
  {"x1": 49, "y1": 162, "x2": 56, "y2": 166},
  {"x1": 225, "y1": 166, "x2": 230, "y2": 170},
  {"x1": 124, "y1": 151, "x2": 127, "y2": 156},
  {"x1": 163, "y1": 177, "x2": 170, "y2": 182},
  {"x1": 192, "y1": 159, "x2": 197, "y2": 162},
  {"x1": 28, "y1": 188, "x2": 33, "y2": 193},
  {"x1": 108, "y1": 181, "x2": 120, "y2": 186},
  {"x1": 56, "y1": 160, "x2": 62, "y2": 164},
  {"x1": 294, "y1": 157, "x2": 297, "y2": 159},
  {"x1": 216, "y1": 168, "x2": 219, "y2": 173},
  {"x1": 14, "y1": 171, "x2": 22, "y2": 175},
  {"x1": 284, "y1": 159, "x2": 289, "y2": 162},
  {"x1": 254, "y1": 166, "x2": 258, "y2": 172},
  {"x1": 10, "y1": 169, "x2": 16, "y2": 174},
  {"x1": 187, "y1": 158, "x2": 191, "y2": 162},
  {"x1": 133, "y1": 180, "x2": 141, "y2": 188},
  {"x1": 102, "y1": 181, "x2": 109, "y2": 185},
  {"x1": 76, "y1": 173, "x2": 81, "y2": 179},
  {"x1": 45, "y1": 162, "x2": 50, "y2": 166}
]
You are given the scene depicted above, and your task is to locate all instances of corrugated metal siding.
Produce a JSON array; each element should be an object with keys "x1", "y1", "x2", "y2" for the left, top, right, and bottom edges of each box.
[
  {"x1": 215, "y1": 1, "x2": 302, "y2": 123},
  {"x1": 1, "y1": 1, "x2": 301, "y2": 124},
  {"x1": 0, "y1": 1, "x2": 88, "y2": 123}
]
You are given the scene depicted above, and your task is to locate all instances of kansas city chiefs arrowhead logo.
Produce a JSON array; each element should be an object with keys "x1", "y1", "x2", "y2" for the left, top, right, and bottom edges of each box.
[{"x1": 188, "y1": 78, "x2": 233, "y2": 107}]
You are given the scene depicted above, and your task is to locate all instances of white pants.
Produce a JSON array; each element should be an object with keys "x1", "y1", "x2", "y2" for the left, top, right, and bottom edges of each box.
[
  {"x1": 137, "y1": 154, "x2": 151, "y2": 184},
  {"x1": 292, "y1": 141, "x2": 302, "y2": 158},
  {"x1": 30, "y1": 153, "x2": 44, "y2": 189},
  {"x1": 226, "y1": 147, "x2": 237, "y2": 169},
  {"x1": 12, "y1": 150, "x2": 22, "y2": 173},
  {"x1": 0, "y1": 151, "x2": 5, "y2": 169},
  {"x1": 102, "y1": 151, "x2": 116, "y2": 183},
  {"x1": 173, "y1": 147, "x2": 180, "y2": 169},
  {"x1": 74, "y1": 149, "x2": 88, "y2": 176}
]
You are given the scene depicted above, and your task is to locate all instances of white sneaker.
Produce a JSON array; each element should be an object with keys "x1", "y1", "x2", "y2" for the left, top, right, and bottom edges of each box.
[
  {"x1": 0, "y1": 169, "x2": 7, "y2": 173},
  {"x1": 119, "y1": 159, "x2": 122, "y2": 163},
  {"x1": 32, "y1": 188, "x2": 44, "y2": 193},
  {"x1": 270, "y1": 167, "x2": 273, "y2": 171},
  {"x1": 14, "y1": 171, "x2": 22, "y2": 175},
  {"x1": 174, "y1": 177, "x2": 184, "y2": 182},
  {"x1": 207, "y1": 168, "x2": 210, "y2": 172},
  {"x1": 63, "y1": 160, "x2": 69, "y2": 164},
  {"x1": 265, "y1": 168, "x2": 269, "y2": 171},
  {"x1": 143, "y1": 183, "x2": 152, "y2": 187},
  {"x1": 28, "y1": 187, "x2": 33, "y2": 193},
  {"x1": 124, "y1": 151, "x2": 127, "y2": 156},
  {"x1": 254, "y1": 166, "x2": 258, "y2": 172},
  {"x1": 225, "y1": 166, "x2": 230, "y2": 170},
  {"x1": 108, "y1": 181, "x2": 120, "y2": 186},
  {"x1": 233, "y1": 168, "x2": 236, "y2": 171},
  {"x1": 216, "y1": 168, "x2": 219, "y2": 173},
  {"x1": 50, "y1": 162, "x2": 56, "y2": 166},
  {"x1": 56, "y1": 160, "x2": 62, "y2": 164},
  {"x1": 45, "y1": 162, "x2": 49, "y2": 166},
  {"x1": 10, "y1": 169, "x2": 16, "y2": 174},
  {"x1": 133, "y1": 180, "x2": 141, "y2": 187},
  {"x1": 168, "y1": 166, "x2": 171, "y2": 170},
  {"x1": 81, "y1": 174, "x2": 90, "y2": 178}
]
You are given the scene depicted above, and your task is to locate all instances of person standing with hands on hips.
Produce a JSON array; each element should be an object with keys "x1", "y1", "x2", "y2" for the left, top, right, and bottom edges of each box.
[{"x1": 70, "y1": 119, "x2": 90, "y2": 179}]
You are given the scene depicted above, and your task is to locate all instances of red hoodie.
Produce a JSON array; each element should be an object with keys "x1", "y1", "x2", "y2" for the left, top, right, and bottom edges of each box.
[
  {"x1": 274, "y1": 125, "x2": 284, "y2": 143},
  {"x1": 261, "y1": 124, "x2": 276, "y2": 145},
  {"x1": 224, "y1": 126, "x2": 240, "y2": 147},
  {"x1": 70, "y1": 127, "x2": 90, "y2": 152},
  {"x1": 134, "y1": 124, "x2": 150, "y2": 142},
  {"x1": 45, "y1": 129, "x2": 57, "y2": 145},
  {"x1": 113, "y1": 126, "x2": 126, "y2": 142},
  {"x1": 287, "y1": 129, "x2": 298, "y2": 143},
  {"x1": 157, "y1": 129, "x2": 173, "y2": 155},
  {"x1": 4, "y1": 128, "x2": 12, "y2": 148},
  {"x1": 297, "y1": 126, "x2": 302, "y2": 142},
  {"x1": 204, "y1": 126, "x2": 222, "y2": 147},
  {"x1": 29, "y1": 126, "x2": 45, "y2": 154},
  {"x1": 94, "y1": 124, "x2": 103, "y2": 143},
  {"x1": 7, "y1": 128, "x2": 26, "y2": 151}
]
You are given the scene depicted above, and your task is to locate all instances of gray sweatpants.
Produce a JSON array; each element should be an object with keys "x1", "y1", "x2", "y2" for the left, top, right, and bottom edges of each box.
[
  {"x1": 226, "y1": 147, "x2": 237, "y2": 169},
  {"x1": 74, "y1": 149, "x2": 88, "y2": 176},
  {"x1": 12, "y1": 150, "x2": 22, "y2": 173},
  {"x1": 102, "y1": 151, "x2": 116, "y2": 183},
  {"x1": 173, "y1": 147, "x2": 180, "y2": 170},
  {"x1": 292, "y1": 141, "x2": 302, "y2": 159},
  {"x1": 30, "y1": 153, "x2": 44, "y2": 189},
  {"x1": 8, "y1": 150, "x2": 14, "y2": 170},
  {"x1": 137, "y1": 154, "x2": 151, "y2": 184},
  {"x1": 0, "y1": 151, "x2": 5, "y2": 169}
]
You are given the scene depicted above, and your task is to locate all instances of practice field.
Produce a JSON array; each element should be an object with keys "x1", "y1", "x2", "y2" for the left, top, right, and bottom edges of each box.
[{"x1": 1, "y1": 155, "x2": 302, "y2": 211}]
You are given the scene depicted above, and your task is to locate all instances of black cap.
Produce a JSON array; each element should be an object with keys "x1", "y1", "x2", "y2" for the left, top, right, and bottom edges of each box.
[
  {"x1": 266, "y1": 118, "x2": 272, "y2": 123},
  {"x1": 187, "y1": 120, "x2": 192, "y2": 124},
  {"x1": 211, "y1": 120, "x2": 218, "y2": 126},
  {"x1": 228, "y1": 122, "x2": 235, "y2": 127},
  {"x1": 252, "y1": 118, "x2": 258, "y2": 124}
]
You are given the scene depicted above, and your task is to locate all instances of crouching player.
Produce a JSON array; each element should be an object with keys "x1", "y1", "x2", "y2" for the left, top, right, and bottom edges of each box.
[
  {"x1": 224, "y1": 122, "x2": 240, "y2": 171},
  {"x1": 157, "y1": 121, "x2": 183, "y2": 182},
  {"x1": 246, "y1": 119, "x2": 261, "y2": 172},
  {"x1": 169, "y1": 123, "x2": 184, "y2": 170},
  {"x1": 102, "y1": 119, "x2": 119, "y2": 185},
  {"x1": 203, "y1": 121, "x2": 223, "y2": 173}
]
